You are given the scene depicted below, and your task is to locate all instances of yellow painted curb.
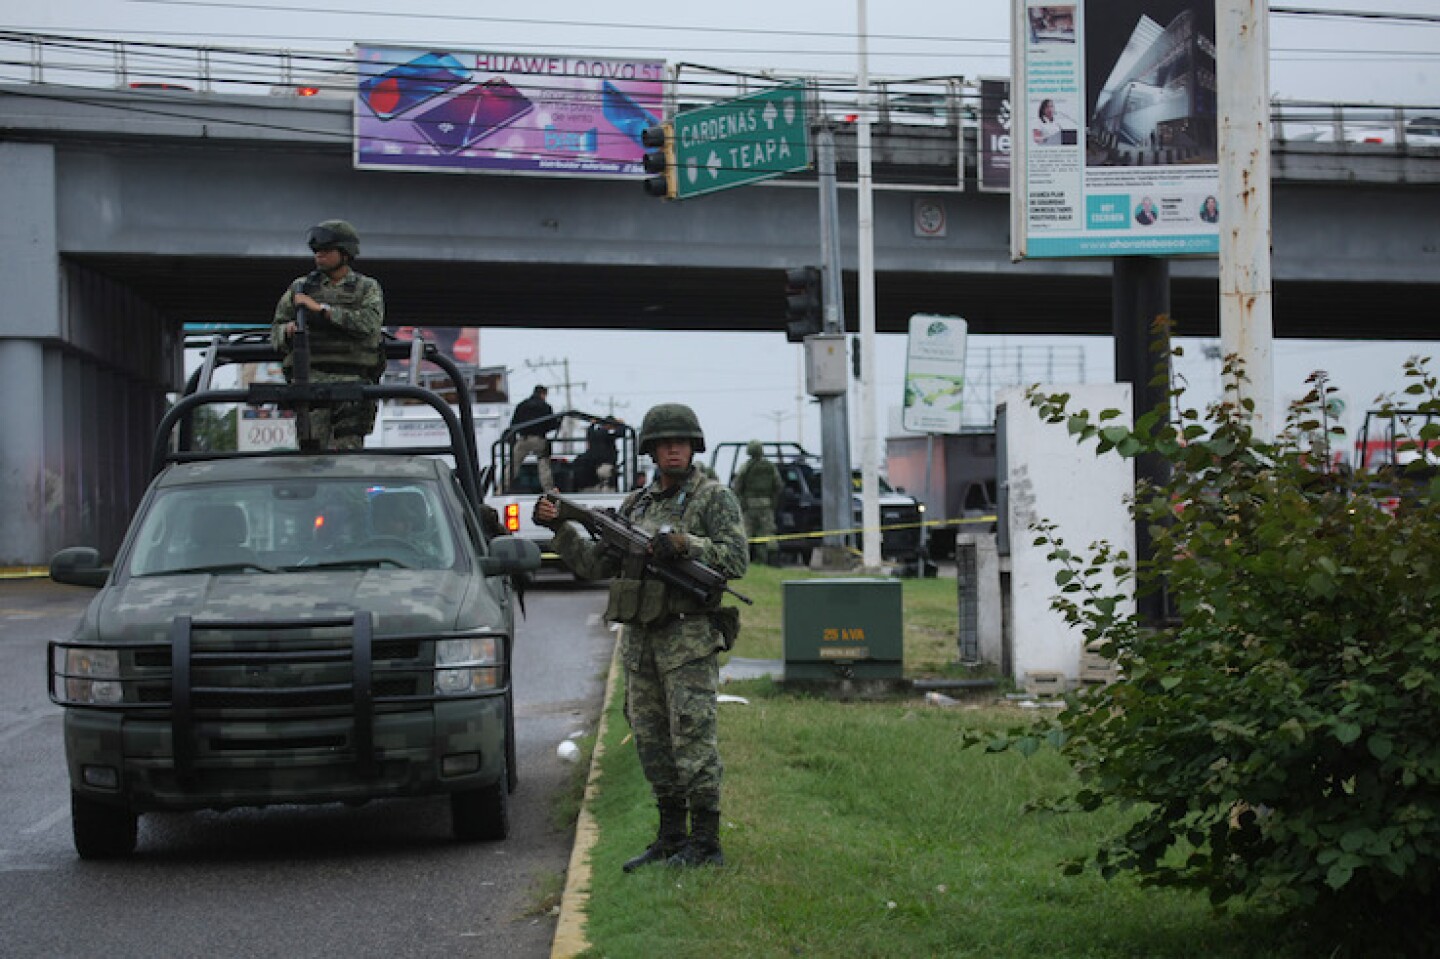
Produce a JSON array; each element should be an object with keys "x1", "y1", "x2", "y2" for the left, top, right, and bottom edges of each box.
[
  {"x1": 550, "y1": 637, "x2": 621, "y2": 959},
  {"x1": 0, "y1": 568, "x2": 48, "y2": 580}
]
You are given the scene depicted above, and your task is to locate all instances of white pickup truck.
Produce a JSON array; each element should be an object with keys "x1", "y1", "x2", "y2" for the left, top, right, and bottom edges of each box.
[
  {"x1": 372, "y1": 378, "x2": 641, "y2": 559},
  {"x1": 485, "y1": 411, "x2": 641, "y2": 560},
  {"x1": 370, "y1": 364, "x2": 513, "y2": 464}
]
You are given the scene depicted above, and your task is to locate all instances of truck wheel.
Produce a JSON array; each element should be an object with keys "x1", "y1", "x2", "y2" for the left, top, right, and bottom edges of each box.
[
  {"x1": 451, "y1": 756, "x2": 510, "y2": 842},
  {"x1": 71, "y1": 792, "x2": 138, "y2": 859}
]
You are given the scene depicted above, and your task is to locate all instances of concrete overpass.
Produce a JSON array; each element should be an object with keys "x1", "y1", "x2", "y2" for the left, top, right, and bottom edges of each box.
[{"x1": 2, "y1": 82, "x2": 1439, "y2": 564}]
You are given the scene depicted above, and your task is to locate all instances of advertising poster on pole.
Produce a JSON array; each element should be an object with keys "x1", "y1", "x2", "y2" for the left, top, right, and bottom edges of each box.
[
  {"x1": 1010, "y1": 1, "x2": 1221, "y2": 258},
  {"x1": 902, "y1": 315, "x2": 968, "y2": 435},
  {"x1": 353, "y1": 46, "x2": 666, "y2": 177},
  {"x1": 979, "y1": 77, "x2": 1013, "y2": 193}
]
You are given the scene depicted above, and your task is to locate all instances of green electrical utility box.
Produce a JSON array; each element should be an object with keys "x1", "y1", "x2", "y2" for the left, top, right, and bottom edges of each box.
[{"x1": 783, "y1": 578, "x2": 904, "y2": 681}]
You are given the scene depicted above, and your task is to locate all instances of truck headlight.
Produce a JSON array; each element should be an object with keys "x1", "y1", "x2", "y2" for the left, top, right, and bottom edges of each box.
[
  {"x1": 435, "y1": 637, "x2": 502, "y2": 695},
  {"x1": 54, "y1": 647, "x2": 123, "y2": 705}
]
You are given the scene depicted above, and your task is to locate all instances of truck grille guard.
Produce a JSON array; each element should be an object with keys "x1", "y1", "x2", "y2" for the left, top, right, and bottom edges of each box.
[{"x1": 49, "y1": 612, "x2": 509, "y2": 785}]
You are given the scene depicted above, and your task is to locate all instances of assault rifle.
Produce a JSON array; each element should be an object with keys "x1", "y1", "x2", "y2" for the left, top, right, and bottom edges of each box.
[
  {"x1": 291, "y1": 304, "x2": 313, "y2": 449},
  {"x1": 543, "y1": 493, "x2": 752, "y2": 607}
]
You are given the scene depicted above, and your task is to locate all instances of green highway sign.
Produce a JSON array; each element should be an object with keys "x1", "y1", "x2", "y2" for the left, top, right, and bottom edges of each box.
[{"x1": 671, "y1": 82, "x2": 810, "y2": 199}]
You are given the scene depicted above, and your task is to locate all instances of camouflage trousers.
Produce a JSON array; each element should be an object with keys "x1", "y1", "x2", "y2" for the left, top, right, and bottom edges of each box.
[
  {"x1": 742, "y1": 498, "x2": 778, "y2": 565},
  {"x1": 624, "y1": 641, "x2": 722, "y2": 815},
  {"x1": 510, "y1": 434, "x2": 553, "y2": 491},
  {"x1": 293, "y1": 372, "x2": 377, "y2": 451}
]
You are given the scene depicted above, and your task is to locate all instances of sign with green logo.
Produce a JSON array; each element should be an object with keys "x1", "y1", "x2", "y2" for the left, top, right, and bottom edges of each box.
[
  {"x1": 671, "y1": 83, "x2": 810, "y2": 199},
  {"x1": 902, "y1": 314, "x2": 968, "y2": 434}
]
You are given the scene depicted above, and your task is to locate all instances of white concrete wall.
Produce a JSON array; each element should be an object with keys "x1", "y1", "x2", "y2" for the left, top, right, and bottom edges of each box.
[{"x1": 999, "y1": 384, "x2": 1135, "y2": 687}]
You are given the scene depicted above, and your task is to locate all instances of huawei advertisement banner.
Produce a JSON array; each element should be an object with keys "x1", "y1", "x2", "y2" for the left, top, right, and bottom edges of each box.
[
  {"x1": 1011, "y1": 2, "x2": 1220, "y2": 258},
  {"x1": 353, "y1": 46, "x2": 666, "y2": 177}
]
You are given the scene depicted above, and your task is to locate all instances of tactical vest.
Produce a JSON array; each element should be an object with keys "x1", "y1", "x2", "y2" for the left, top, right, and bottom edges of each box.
[
  {"x1": 289, "y1": 270, "x2": 384, "y2": 378},
  {"x1": 734, "y1": 458, "x2": 780, "y2": 500},
  {"x1": 603, "y1": 475, "x2": 720, "y2": 626}
]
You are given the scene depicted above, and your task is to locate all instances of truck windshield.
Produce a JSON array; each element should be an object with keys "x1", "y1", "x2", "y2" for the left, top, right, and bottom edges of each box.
[{"x1": 126, "y1": 479, "x2": 457, "y2": 575}]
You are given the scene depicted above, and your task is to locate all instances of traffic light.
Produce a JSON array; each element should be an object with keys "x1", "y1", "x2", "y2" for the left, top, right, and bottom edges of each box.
[
  {"x1": 641, "y1": 124, "x2": 675, "y2": 199},
  {"x1": 784, "y1": 266, "x2": 823, "y2": 343}
]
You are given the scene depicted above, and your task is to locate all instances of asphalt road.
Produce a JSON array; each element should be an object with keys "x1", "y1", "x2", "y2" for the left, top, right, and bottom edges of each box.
[{"x1": 0, "y1": 571, "x2": 614, "y2": 958}]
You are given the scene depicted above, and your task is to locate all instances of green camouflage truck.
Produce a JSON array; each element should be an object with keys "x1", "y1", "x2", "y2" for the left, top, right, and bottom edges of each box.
[{"x1": 48, "y1": 332, "x2": 540, "y2": 858}]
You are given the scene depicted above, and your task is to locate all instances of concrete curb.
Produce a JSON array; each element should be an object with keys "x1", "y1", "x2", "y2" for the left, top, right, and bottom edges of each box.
[
  {"x1": 550, "y1": 641, "x2": 621, "y2": 959},
  {"x1": 0, "y1": 568, "x2": 48, "y2": 580}
]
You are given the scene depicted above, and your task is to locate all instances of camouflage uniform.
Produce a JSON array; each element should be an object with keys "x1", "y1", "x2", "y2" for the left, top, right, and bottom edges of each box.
[
  {"x1": 549, "y1": 406, "x2": 746, "y2": 869},
  {"x1": 732, "y1": 440, "x2": 781, "y2": 565},
  {"x1": 552, "y1": 467, "x2": 747, "y2": 812},
  {"x1": 270, "y1": 223, "x2": 385, "y2": 451}
]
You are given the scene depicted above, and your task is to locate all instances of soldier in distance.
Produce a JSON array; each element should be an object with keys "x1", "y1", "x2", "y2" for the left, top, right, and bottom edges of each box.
[{"x1": 731, "y1": 439, "x2": 782, "y2": 566}]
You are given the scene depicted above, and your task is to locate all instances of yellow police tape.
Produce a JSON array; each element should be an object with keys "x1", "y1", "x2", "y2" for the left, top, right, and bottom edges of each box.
[{"x1": 748, "y1": 514, "x2": 998, "y2": 545}]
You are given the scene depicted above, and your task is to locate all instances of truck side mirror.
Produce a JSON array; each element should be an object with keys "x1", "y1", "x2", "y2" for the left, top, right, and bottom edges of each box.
[{"x1": 50, "y1": 546, "x2": 109, "y2": 588}]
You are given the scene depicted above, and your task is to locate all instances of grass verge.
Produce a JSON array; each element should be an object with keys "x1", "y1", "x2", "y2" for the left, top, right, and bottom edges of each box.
[{"x1": 574, "y1": 565, "x2": 1299, "y2": 958}]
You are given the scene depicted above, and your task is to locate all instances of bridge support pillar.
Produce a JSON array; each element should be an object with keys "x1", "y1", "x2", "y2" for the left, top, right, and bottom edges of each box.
[
  {"x1": 1, "y1": 142, "x2": 172, "y2": 567},
  {"x1": 1, "y1": 143, "x2": 60, "y2": 567},
  {"x1": 1112, "y1": 256, "x2": 1172, "y2": 627}
]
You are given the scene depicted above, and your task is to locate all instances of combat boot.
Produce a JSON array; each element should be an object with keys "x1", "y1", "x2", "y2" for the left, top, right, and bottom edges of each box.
[
  {"x1": 622, "y1": 803, "x2": 687, "y2": 873},
  {"x1": 667, "y1": 809, "x2": 725, "y2": 867}
]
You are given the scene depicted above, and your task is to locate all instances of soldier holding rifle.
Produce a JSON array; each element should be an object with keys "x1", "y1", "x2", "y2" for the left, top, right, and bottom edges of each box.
[
  {"x1": 270, "y1": 220, "x2": 385, "y2": 451},
  {"x1": 534, "y1": 403, "x2": 748, "y2": 870}
]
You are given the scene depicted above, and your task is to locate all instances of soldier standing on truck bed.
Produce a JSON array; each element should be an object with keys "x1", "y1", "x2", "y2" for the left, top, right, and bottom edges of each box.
[
  {"x1": 271, "y1": 219, "x2": 385, "y2": 451},
  {"x1": 731, "y1": 440, "x2": 782, "y2": 566}
]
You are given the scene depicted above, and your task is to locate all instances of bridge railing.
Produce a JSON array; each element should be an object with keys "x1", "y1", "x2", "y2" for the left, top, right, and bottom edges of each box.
[
  {"x1": 3, "y1": 29, "x2": 1437, "y2": 153},
  {"x1": 1270, "y1": 100, "x2": 1440, "y2": 148}
]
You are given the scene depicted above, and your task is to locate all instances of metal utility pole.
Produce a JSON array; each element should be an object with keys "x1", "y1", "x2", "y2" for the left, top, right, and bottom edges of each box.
[
  {"x1": 856, "y1": 0, "x2": 882, "y2": 570},
  {"x1": 524, "y1": 357, "x2": 586, "y2": 439},
  {"x1": 816, "y1": 123, "x2": 853, "y2": 565},
  {"x1": 760, "y1": 409, "x2": 792, "y2": 442},
  {"x1": 595, "y1": 397, "x2": 630, "y2": 418},
  {"x1": 1217, "y1": 0, "x2": 1275, "y2": 440}
]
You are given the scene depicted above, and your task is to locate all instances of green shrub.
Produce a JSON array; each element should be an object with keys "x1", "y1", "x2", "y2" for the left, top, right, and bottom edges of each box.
[{"x1": 1011, "y1": 355, "x2": 1440, "y2": 956}]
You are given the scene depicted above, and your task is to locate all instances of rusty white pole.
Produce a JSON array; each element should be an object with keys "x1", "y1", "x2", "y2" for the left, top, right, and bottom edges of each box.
[
  {"x1": 1217, "y1": 0, "x2": 1275, "y2": 439},
  {"x1": 856, "y1": 0, "x2": 882, "y2": 569}
]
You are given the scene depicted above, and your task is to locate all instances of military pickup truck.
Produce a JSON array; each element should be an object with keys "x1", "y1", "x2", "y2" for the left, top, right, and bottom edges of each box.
[{"x1": 47, "y1": 331, "x2": 540, "y2": 858}]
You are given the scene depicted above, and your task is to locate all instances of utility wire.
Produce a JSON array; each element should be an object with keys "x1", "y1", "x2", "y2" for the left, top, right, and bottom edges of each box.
[
  {"x1": 124, "y1": 0, "x2": 1440, "y2": 34},
  {"x1": 1271, "y1": 6, "x2": 1440, "y2": 25},
  {"x1": 120, "y1": 0, "x2": 1014, "y2": 46}
]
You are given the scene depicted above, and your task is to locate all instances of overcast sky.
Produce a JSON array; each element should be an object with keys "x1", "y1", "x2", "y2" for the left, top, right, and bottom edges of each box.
[{"x1": 12, "y1": 1, "x2": 1440, "y2": 457}]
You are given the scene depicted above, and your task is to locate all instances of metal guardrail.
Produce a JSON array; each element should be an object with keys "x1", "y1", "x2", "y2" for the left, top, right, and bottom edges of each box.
[{"x1": 5, "y1": 29, "x2": 1436, "y2": 147}]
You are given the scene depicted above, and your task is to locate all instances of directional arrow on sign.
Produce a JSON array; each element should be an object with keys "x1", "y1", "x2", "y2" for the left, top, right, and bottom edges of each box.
[{"x1": 666, "y1": 81, "x2": 810, "y2": 200}]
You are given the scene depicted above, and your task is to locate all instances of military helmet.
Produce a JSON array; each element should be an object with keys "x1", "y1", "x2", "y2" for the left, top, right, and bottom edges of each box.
[
  {"x1": 307, "y1": 219, "x2": 360, "y2": 258},
  {"x1": 639, "y1": 403, "x2": 705, "y2": 455},
  {"x1": 747, "y1": 440, "x2": 764, "y2": 457}
]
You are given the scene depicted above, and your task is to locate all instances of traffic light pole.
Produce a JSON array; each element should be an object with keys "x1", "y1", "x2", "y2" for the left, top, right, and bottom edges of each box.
[{"x1": 815, "y1": 123, "x2": 853, "y2": 566}]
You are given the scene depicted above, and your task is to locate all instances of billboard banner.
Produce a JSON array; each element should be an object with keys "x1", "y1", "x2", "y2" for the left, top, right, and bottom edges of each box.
[
  {"x1": 353, "y1": 46, "x2": 666, "y2": 177},
  {"x1": 902, "y1": 315, "x2": 968, "y2": 435},
  {"x1": 978, "y1": 77, "x2": 1013, "y2": 193},
  {"x1": 1010, "y1": 2, "x2": 1220, "y2": 258}
]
